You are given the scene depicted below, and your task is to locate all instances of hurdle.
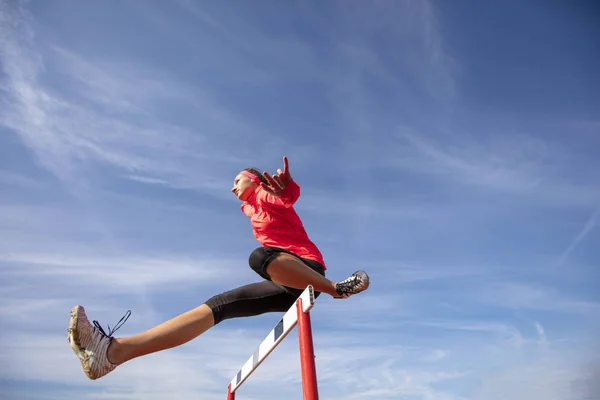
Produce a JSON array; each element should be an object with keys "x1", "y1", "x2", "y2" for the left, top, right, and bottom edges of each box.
[{"x1": 226, "y1": 285, "x2": 319, "y2": 400}]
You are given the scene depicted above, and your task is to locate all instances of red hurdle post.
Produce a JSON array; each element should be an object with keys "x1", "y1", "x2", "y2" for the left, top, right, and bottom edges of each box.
[
  {"x1": 227, "y1": 383, "x2": 235, "y2": 400},
  {"x1": 225, "y1": 285, "x2": 319, "y2": 399},
  {"x1": 297, "y1": 297, "x2": 319, "y2": 400}
]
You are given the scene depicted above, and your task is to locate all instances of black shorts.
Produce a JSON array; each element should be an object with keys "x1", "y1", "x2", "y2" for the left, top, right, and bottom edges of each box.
[{"x1": 205, "y1": 246, "x2": 326, "y2": 325}]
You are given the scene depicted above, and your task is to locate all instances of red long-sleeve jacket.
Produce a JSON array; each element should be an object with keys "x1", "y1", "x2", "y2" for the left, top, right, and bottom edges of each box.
[{"x1": 240, "y1": 180, "x2": 327, "y2": 269}]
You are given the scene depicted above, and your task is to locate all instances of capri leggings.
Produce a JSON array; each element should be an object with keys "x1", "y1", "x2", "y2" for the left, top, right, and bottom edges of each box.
[{"x1": 205, "y1": 246, "x2": 325, "y2": 325}]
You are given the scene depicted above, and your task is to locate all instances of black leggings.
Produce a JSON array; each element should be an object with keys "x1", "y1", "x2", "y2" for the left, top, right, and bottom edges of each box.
[{"x1": 205, "y1": 246, "x2": 325, "y2": 325}]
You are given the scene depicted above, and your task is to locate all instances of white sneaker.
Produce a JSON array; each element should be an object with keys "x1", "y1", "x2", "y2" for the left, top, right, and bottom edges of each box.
[{"x1": 67, "y1": 305, "x2": 130, "y2": 380}]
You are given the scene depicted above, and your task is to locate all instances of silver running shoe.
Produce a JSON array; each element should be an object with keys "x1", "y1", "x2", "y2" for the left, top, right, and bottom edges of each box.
[
  {"x1": 67, "y1": 305, "x2": 130, "y2": 380},
  {"x1": 335, "y1": 270, "x2": 370, "y2": 298}
]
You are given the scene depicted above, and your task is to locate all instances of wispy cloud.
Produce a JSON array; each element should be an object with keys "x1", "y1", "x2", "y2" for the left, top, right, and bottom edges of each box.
[
  {"x1": 390, "y1": 130, "x2": 599, "y2": 206},
  {"x1": 1, "y1": 252, "x2": 238, "y2": 291},
  {"x1": 466, "y1": 281, "x2": 600, "y2": 316},
  {"x1": 0, "y1": 298, "x2": 62, "y2": 318},
  {"x1": 535, "y1": 321, "x2": 549, "y2": 350},
  {"x1": 556, "y1": 209, "x2": 599, "y2": 267},
  {"x1": 0, "y1": 7, "x2": 267, "y2": 196},
  {"x1": 0, "y1": 170, "x2": 46, "y2": 189},
  {"x1": 397, "y1": 130, "x2": 547, "y2": 192},
  {"x1": 407, "y1": 319, "x2": 527, "y2": 347}
]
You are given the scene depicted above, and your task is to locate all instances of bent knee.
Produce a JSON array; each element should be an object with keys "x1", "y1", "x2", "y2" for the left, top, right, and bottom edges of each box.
[
  {"x1": 248, "y1": 247, "x2": 265, "y2": 273},
  {"x1": 248, "y1": 247, "x2": 278, "y2": 280}
]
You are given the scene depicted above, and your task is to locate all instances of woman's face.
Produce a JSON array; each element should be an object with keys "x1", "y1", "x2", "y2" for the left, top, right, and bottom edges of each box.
[{"x1": 231, "y1": 173, "x2": 257, "y2": 201}]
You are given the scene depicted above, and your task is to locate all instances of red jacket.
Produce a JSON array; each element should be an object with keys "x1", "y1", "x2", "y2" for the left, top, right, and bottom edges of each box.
[{"x1": 240, "y1": 180, "x2": 326, "y2": 269}]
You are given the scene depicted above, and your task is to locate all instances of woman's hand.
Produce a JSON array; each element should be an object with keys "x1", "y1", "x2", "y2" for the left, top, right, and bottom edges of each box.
[{"x1": 261, "y1": 156, "x2": 292, "y2": 197}]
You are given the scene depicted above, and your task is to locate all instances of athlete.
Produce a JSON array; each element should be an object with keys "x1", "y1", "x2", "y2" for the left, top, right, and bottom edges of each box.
[{"x1": 67, "y1": 156, "x2": 370, "y2": 380}]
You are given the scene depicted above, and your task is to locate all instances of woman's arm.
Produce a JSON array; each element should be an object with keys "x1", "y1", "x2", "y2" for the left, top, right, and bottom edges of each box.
[{"x1": 259, "y1": 156, "x2": 300, "y2": 207}]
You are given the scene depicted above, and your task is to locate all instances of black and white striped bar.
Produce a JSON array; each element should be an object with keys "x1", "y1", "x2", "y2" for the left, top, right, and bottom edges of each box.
[{"x1": 228, "y1": 285, "x2": 316, "y2": 393}]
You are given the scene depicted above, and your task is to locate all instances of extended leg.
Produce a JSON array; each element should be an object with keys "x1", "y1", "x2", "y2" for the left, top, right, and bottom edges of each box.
[
  {"x1": 67, "y1": 303, "x2": 215, "y2": 380},
  {"x1": 107, "y1": 304, "x2": 214, "y2": 365},
  {"x1": 68, "y1": 281, "x2": 297, "y2": 380}
]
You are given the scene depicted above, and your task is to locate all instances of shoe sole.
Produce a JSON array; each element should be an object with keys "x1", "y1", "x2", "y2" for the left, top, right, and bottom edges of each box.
[
  {"x1": 356, "y1": 270, "x2": 370, "y2": 292},
  {"x1": 68, "y1": 305, "x2": 95, "y2": 380}
]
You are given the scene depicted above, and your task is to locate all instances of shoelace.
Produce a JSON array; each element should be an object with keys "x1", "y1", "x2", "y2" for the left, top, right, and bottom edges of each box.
[
  {"x1": 337, "y1": 275, "x2": 360, "y2": 294},
  {"x1": 93, "y1": 310, "x2": 132, "y2": 338}
]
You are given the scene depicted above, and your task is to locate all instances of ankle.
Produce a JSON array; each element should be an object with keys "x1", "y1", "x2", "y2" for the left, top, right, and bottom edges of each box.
[
  {"x1": 107, "y1": 338, "x2": 124, "y2": 365},
  {"x1": 329, "y1": 282, "x2": 340, "y2": 297}
]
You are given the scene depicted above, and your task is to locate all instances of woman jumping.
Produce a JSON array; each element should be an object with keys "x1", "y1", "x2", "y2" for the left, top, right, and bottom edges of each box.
[{"x1": 67, "y1": 156, "x2": 370, "y2": 380}]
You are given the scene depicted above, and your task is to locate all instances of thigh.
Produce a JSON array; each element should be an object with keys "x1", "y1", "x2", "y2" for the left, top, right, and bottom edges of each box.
[
  {"x1": 249, "y1": 246, "x2": 326, "y2": 280},
  {"x1": 205, "y1": 281, "x2": 298, "y2": 325}
]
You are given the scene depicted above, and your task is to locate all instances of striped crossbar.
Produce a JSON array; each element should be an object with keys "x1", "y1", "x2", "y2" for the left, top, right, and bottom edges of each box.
[{"x1": 228, "y1": 285, "x2": 315, "y2": 392}]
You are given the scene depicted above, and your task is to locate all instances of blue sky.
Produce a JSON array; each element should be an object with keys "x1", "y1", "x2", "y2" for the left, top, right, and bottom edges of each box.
[{"x1": 1, "y1": 0, "x2": 599, "y2": 399}]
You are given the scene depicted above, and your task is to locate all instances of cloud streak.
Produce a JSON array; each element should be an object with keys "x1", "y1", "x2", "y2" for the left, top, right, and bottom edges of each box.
[
  {"x1": 0, "y1": 8, "x2": 264, "y2": 196},
  {"x1": 388, "y1": 130, "x2": 600, "y2": 209},
  {"x1": 1, "y1": 252, "x2": 238, "y2": 291},
  {"x1": 556, "y1": 209, "x2": 599, "y2": 267}
]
